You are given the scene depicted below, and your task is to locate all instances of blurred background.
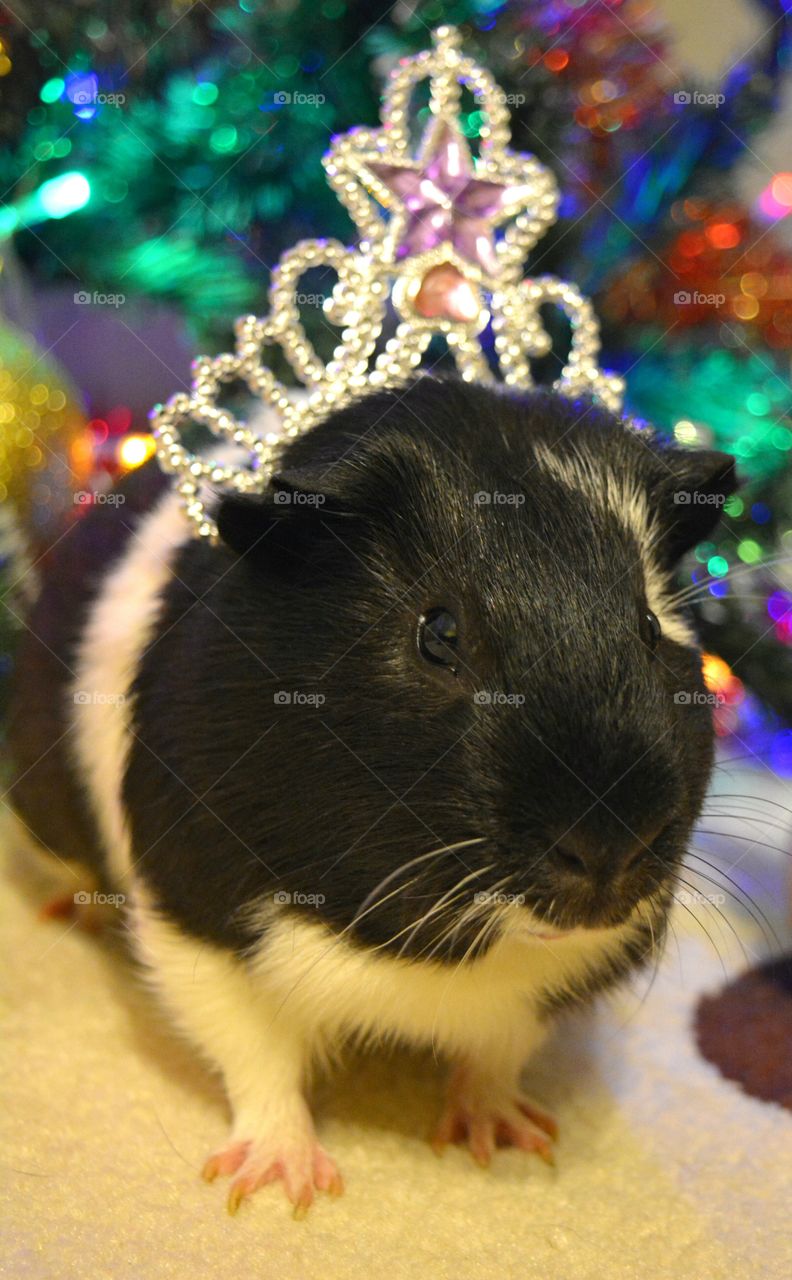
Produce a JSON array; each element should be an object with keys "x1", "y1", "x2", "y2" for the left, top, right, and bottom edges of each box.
[{"x1": 0, "y1": 0, "x2": 790, "y2": 770}]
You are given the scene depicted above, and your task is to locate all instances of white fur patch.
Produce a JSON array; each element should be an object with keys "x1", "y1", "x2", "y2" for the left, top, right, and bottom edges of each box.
[
  {"x1": 69, "y1": 489, "x2": 193, "y2": 886},
  {"x1": 533, "y1": 443, "x2": 695, "y2": 646},
  {"x1": 248, "y1": 904, "x2": 648, "y2": 1067},
  {"x1": 130, "y1": 885, "x2": 649, "y2": 1097}
]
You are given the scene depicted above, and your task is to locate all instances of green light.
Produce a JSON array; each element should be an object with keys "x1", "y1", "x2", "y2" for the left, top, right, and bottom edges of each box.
[
  {"x1": 746, "y1": 392, "x2": 770, "y2": 416},
  {"x1": 36, "y1": 171, "x2": 91, "y2": 219},
  {"x1": 40, "y1": 77, "x2": 64, "y2": 104},
  {"x1": 103, "y1": 178, "x2": 128, "y2": 204},
  {"x1": 210, "y1": 125, "x2": 238, "y2": 153},
  {"x1": 274, "y1": 55, "x2": 299, "y2": 78},
  {"x1": 193, "y1": 82, "x2": 219, "y2": 106},
  {"x1": 737, "y1": 539, "x2": 762, "y2": 564},
  {"x1": 707, "y1": 555, "x2": 729, "y2": 578},
  {"x1": 771, "y1": 425, "x2": 792, "y2": 451},
  {"x1": 724, "y1": 495, "x2": 744, "y2": 518},
  {"x1": 695, "y1": 541, "x2": 715, "y2": 563},
  {"x1": 0, "y1": 169, "x2": 91, "y2": 239}
]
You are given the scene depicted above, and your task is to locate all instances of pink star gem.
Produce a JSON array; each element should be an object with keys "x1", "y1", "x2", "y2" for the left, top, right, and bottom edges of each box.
[{"x1": 367, "y1": 120, "x2": 533, "y2": 275}]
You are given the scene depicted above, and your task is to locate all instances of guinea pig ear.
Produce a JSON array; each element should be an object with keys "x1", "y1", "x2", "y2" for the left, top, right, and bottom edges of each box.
[
  {"x1": 652, "y1": 447, "x2": 739, "y2": 566},
  {"x1": 215, "y1": 468, "x2": 356, "y2": 564}
]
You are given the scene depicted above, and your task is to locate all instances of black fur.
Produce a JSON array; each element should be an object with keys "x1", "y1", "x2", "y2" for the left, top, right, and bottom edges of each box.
[{"x1": 99, "y1": 377, "x2": 736, "y2": 967}]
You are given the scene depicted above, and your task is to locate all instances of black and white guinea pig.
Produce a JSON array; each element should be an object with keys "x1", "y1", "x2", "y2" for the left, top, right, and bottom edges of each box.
[{"x1": 8, "y1": 375, "x2": 737, "y2": 1212}]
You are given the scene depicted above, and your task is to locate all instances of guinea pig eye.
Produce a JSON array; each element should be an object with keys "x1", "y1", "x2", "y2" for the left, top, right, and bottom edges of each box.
[
  {"x1": 418, "y1": 607, "x2": 458, "y2": 668},
  {"x1": 641, "y1": 609, "x2": 662, "y2": 653}
]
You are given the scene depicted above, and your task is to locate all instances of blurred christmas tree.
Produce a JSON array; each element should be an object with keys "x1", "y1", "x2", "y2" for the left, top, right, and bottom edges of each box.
[{"x1": 0, "y1": 0, "x2": 791, "y2": 760}]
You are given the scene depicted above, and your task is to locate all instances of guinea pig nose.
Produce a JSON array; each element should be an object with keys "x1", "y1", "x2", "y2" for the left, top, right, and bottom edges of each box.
[
  {"x1": 550, "y1": 825, "x2": 660, "y2": 882},
  {"x1": 554, "y1": 844, "x2": 590, "y2": 876}
]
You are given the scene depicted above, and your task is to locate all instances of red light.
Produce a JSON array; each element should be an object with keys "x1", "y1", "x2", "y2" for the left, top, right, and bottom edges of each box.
[
  {"x1": 88, "y1": 417, "x2": 108, "y2": 442},
  {"x1": 706, "y1": 222, "x2": 741, "y2": 249},
  {"x1": 544, "y1": 49, "x2": 569, "y2": 72},
  {"x1": 107, "y1": 404, "x2": 133, "y2": 433}
]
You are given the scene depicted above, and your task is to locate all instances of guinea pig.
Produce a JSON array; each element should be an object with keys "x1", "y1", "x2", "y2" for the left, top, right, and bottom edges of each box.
[{"x1": 7, "y1": 375, "x2": 737, "y2": 1213}]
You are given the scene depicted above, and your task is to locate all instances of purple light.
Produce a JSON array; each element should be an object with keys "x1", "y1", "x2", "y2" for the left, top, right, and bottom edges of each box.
[
  {"x1": 66, "y1": 72, "x2": 98, "y2": 121},
  {"x1": 767, "y1": 591, "x2": 792, "y2": 622}
]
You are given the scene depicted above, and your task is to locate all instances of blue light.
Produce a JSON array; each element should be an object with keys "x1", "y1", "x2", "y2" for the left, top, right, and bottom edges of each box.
[
  {"x1": 751, "y1": 501, "x2": 771, "y2": 524},
  {"x1": 769, "y1": 729, "x2": 792, "y2": 775}
]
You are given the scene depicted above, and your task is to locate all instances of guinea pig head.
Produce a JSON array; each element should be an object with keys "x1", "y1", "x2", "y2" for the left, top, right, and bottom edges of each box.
[{"x1": 216, "y1": 377, "x2": 737, "y2": 957}]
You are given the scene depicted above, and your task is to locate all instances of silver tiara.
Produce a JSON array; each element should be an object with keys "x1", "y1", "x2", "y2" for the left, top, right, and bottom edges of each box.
[{"x1": 151, "y1": 24, "x2": 624, "y2": 539}]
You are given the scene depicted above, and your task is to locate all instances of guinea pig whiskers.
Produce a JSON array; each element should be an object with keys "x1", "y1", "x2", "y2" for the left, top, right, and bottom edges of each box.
[
  {"x1": 394, "y1": 864, "x2": 498, "y2": 959},
  {"x1": 671, "y1": 886, "x2": 728, "y2": 977},
  {"x1": 360, "y1": 865, "x2": 496, "y2": 959},
  {"x1": 665, "y1": 556, "x2": 792, "y2": 606},
  {"x1": 700, "y1": 805, "x2": 792, "y2": 837},
  {"x1": 695, "y1": 828, "x2": 791, "y2": 858},
  {"x1": 421, "y1": 874, "x2": 516, "y2": 964},
  {"x1": 676, "y1": 872, "x2": 753, "y2": 965},
  {"x1": 686, "y1": 849, "x2": 781, "y2": 952},
  {"x1": 342, "y1": 837, "x2": 486, "y2": 939}
]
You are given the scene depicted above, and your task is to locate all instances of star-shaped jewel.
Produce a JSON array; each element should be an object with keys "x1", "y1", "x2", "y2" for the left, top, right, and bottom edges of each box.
[{"x1": 366, "y1": 119, "x2": 535, "y2": 276}]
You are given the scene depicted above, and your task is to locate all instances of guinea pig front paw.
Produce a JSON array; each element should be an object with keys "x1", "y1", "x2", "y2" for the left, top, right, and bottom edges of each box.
[
  {"x1": 202, "y1": 1117, "x2": 343, "y2": 1216},
  {"x1": 431, "y1": 1064, "x2": 557, "y2": 1169}
]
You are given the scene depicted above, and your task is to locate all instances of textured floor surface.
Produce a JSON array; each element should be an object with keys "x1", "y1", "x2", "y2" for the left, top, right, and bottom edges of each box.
[{"x1": 1, "y1": 760, "x2": 790, "y2": 1280}]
